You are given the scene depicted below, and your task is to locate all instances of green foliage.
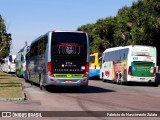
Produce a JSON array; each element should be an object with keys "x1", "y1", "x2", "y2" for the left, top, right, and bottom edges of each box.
[
  {"x1": 0, "y1": 15, "x2": 12, "y2": 60},
  {"x1": 78, "y1": 0, "x2": 160, "y2": 64}
]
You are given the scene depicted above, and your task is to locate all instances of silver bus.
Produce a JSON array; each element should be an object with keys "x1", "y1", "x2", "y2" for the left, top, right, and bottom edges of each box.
[{"x1": 28, "y1": 30, "x2": 90, "y2": 89}]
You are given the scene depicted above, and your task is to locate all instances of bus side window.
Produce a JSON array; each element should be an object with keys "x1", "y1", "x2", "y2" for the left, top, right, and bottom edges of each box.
[
  {"x1": 21, "y1": 55, "x2": 24, "y2": 62},
  {"x1": 9, "y1": 55, "x2": 13, "y2": 63}
]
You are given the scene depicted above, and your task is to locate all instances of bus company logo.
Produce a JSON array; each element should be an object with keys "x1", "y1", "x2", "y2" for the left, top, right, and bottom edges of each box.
[
  {"x1": 66, "y1": 46, "x2": 73, "y2": 54},
  {"x1": 133, "y1": 57, "x2": 138, "y2": 60},
  {"x1": 58, "y1": 45, "x2": 81, "y2": 55}
]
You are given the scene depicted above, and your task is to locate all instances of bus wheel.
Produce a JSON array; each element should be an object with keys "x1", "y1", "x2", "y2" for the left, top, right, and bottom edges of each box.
[
  {"x1": 40, "y1": 83, "x2": 45, "y2": 90},
  {"x1": 102, "y1": 73, "x2": 106, "y2": 82},
  {"x1": 39, "y1": 74, "x2": 44, "y2": 90},
  {"x1": 16, "y1": 71, "x2": 19, "y2": 77},
  {"x1": 116, "y1": 75, "x2": 122, "y2": 85},
  {"x1": 30, "y1": 81, "x2": 33, "y2": 85},
  {"x1": 40, "y1": 85, "x2": 43, "y2": 90},
  {"x1": 153, "y1": 83, "x2": 159, "y2": 87},
  {"x1": 39, "y1": 80, "x2": 43, "y2": 90}
]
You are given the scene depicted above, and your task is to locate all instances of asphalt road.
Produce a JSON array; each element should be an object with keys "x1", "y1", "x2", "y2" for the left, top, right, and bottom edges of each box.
[{"x1": 0, "y1": 78, "x2": 160, "y2": 120}]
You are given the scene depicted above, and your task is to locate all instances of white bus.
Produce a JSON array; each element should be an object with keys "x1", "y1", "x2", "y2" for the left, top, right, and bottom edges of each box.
[
  {"x1": 100, "y1": 45, "x2": 158, "y2": 86},
  {"x1": 2, "y1": 55, "x2": 16, "y2": 73},
  {"x1": 28, "y1": 30, "x2": 90, "y2": 89}
]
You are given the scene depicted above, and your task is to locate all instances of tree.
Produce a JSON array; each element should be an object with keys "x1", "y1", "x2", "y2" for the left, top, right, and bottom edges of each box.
[
  {"x1": 0, "y1": 15, "x2": 12, "y2": 61},
  {"x1": 77, "y1": 0, "x2": 160, "y2": 65}
]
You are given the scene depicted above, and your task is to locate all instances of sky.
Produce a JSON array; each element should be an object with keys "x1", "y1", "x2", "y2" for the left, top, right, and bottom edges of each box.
[{"x1": 0, "y1": 0, "x2": 137, "y2": 55}]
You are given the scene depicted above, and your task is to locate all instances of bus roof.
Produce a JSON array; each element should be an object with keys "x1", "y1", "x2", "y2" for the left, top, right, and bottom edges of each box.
[
  {"x1": 31, "y1": 30, "x2": 87, "y2": 45},
  {"x1": 51, "y1": 30, "x2": 85, "y2": 33},
  {"x1": 103, "y1": 45, "x2": 156, "y2": 53}
]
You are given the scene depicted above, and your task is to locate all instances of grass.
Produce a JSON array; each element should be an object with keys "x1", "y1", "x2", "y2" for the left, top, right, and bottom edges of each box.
[{"x1": 0, "y1": 71, "x2": 23, "y2": 99}]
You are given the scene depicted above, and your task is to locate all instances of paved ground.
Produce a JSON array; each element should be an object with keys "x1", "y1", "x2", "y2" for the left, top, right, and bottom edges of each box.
[{"x1": 0, "y1": 78, "x2": 160, "y2": 120}]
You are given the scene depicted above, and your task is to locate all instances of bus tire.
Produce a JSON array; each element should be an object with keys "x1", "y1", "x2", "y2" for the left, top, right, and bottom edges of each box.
[
  {"x1": 154, "y1": 73, "x2": 160, "y2": 87},
  {"x1": 116, "y1": 74, "x2": 122, "y2": 85},
  {"x1": 16, "y1": 70, "x2": 19, "y2": 77},
  {"x1": 40, "y1": 85, "x2": 43, "y2": 90},
  {"x1": 102, "y1": 73, "x2": 106, "y2": 82},
  {"x1": 30, "y1": 80, "x2": 33, "y2": 85},
  {"x1": 153, "y1": 82, "x2": 159, "y2": 87},
  {"x1": 39, "y1": 74, "x2": 44, "y2": 90}
]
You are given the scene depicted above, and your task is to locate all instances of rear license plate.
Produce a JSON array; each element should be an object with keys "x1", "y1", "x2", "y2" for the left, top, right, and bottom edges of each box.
[{"x1": 65, "y1": 80, "x2": 72, "y2": 83}]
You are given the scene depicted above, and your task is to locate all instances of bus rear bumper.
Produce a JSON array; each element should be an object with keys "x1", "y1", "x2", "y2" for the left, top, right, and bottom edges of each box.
[
  {"x1": 47, "y1": 77, "x2": 89, "y2": 86},
  {"x1": 9, "y1": 69, "x2": 16, "y2": 73},
  {"x1": 127, "y1": 76, "x2": 155, "y2": 83}
]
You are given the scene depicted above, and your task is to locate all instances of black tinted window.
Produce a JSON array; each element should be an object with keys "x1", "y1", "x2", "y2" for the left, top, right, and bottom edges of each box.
[
  {"x1": 51, "y1": 32, "x2": 87, "y2": 46},
  {"x1": 51, "y1": 32, "x2": 87, "y2": 56},
  {"x1": 89, "y1": 56, "x2": 95, "y2": 63}
]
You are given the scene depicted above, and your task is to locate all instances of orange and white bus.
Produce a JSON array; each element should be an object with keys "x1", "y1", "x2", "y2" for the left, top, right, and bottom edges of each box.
[{"x1": 100, "y1": 45, "x2": 158, "y2": 86}]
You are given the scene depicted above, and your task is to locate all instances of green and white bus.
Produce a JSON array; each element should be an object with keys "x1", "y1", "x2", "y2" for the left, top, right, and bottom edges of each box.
[
  {"x1": 28, "y1": 30, "x2": 90, "y2": 89},
  {"x1": 15, "y1": 50, "x2": 23, "y2": 77},
  {"x1": 15, "y1": 45, "x2": 30, "y2": 77},
  {"x1": 100, "y1": 45, "x2": 158, "y2": 86}
]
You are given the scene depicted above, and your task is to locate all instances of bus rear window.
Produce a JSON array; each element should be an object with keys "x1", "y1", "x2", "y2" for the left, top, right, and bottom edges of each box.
[
  {"x1": 51, "y1": 32, "x2": 87, "y2": 46},
  {"x1": 51, "y1": 32, "x2": 87, "y2": 56},
  {"x1": 131, "y1": 47, "x2": 156, "y2": 57}
]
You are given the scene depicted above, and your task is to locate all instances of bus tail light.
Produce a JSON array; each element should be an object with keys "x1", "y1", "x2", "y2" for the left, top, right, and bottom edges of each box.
[
  {"x1": 83, "y1": 32, "x2": 86, "y2": 34},
  {"x1": 48, "y1": 62, "x2": 54, "y2": 77},
  {"x1": 152, "y1": 67, "x2": 156, "y2": 77},
  {"x1": 128, "y1": 66, "x2": 132, "y2": 76},
  {"x1": 83, "y1": 62, "x2": 89, "y2": 77}
]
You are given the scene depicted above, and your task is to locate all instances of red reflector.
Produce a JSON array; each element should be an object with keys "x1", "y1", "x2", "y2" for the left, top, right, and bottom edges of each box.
[
  {"x1": 83, "y1": 32, "x2": 86, "y2": 34},
  {"x1": 48, "y1": 62, "x2": 54, "y2": 77},
  {"x1": 83, "y1": 62, "x2": 89, "y2": 77},
  {"x1": 152, "y1": 67, "x2": 156, "y2": 77},
  {"x1": 48, "y1": 62, "x2": 52, "y2": 72}
]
